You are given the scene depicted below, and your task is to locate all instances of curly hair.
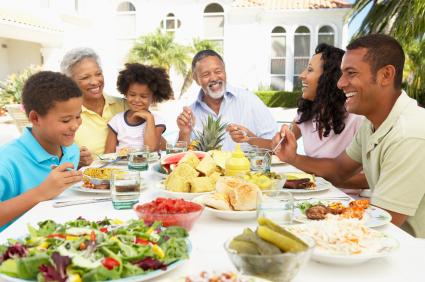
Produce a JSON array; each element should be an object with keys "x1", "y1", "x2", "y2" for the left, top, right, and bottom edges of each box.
[
  {"x1": 296, "y1": 43, "x2": 347, "y2": 138},
  {"x1": 22, "y1": 71, "x2": 82, "y2": 117},
  {"x1": 116, "y1": 63, "x2": 173, "y2": 103}
]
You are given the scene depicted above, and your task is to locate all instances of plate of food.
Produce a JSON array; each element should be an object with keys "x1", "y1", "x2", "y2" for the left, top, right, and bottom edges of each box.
[
  {"x1": 97, "y1": 152, "x2": 128, "y2": 165},
  {"x1": 0, "y1": 218, "x2": 191, "y2": 282},
  {"x1": 161, "y1": 271, "x2": 272, "y2": 282},
  {"x1": 293, "y1": 199, "x2": 392, "y2": 228},
  {"x1": 71, "y1": 179, "x2": 148, "y2": 194},
  {"x1": 192, "y1": 177, "x2": 260, "y2": 221},
  {"x1": 281, "y1": 172, "x2": 331, "y2": 194},
  {"x1": 287, "y1": 218, "x2": 399, "y2": 265}
]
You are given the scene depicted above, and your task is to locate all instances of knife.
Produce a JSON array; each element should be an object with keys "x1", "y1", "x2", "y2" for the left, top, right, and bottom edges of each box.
[{"x1": 53, "y1": 197, "x2": 111, "y2": 208}]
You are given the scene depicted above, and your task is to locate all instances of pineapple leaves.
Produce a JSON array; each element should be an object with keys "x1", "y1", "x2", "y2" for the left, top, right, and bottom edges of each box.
[{"x1": 193, "y1": 115, "x2": 228, "y2": 152}]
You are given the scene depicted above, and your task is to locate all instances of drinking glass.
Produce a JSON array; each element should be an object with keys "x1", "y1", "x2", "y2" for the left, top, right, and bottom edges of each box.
[
  {"x1": 257, "y1": 190, "x2": 293, "y2": 225},
  {"x1": 128, "y1": 145, "x2": 150, "y2": 171},
  {"x1": 166, "y1": 141, "x2": 187, "y2": 154},
  {"x1": 110, "y1": 170, "x2": 141, "y2": 210},
  {"x1": 250, "y1": 148, "x2": 272, "y2": 172}
]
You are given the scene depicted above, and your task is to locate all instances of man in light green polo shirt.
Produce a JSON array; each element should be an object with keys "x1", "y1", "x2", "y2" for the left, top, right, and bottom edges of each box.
[{"x1": 273, "y1": 34, "x2": 425, "y2": 238}]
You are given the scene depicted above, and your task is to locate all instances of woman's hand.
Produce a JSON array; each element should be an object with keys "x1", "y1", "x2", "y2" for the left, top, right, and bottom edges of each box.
[
  {"x1": 273, "y1": 124, "x2": 297, "y2": 163},
  {"x1": 227, "y1": 123, "x2": 254, "y2": 143}
]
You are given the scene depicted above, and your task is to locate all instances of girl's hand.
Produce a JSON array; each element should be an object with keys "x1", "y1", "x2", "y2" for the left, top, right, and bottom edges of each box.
[
  {"x1": 38, "y1": 163, "x2": 83, "y2": 200},
  {"x1": 133, "y1": 110, "x2": 153, "y2": 121}
]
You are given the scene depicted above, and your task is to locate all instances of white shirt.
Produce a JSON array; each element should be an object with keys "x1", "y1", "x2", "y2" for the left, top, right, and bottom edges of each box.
[{"x1": 108, "y1": 111, "x2": 166, "y2": 151}]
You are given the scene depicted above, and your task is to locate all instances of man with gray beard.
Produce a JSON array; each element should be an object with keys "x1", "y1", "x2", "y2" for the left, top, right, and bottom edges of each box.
[{"x1": 177, "y1": 50, "x2": 276, "y2": 151}]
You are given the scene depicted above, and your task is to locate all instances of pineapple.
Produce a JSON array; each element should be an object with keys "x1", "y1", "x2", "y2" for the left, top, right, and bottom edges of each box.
[{"x1": 192, "y1": 115, "x2": 227, "y2": 152}]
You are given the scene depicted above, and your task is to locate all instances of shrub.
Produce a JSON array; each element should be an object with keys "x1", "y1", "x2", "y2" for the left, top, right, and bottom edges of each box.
[
  {"x1": 0, "y1": 65, "x2": 41, "y2": 108},
  {"x1": 255, "y1": 90, "x2": 302, "y2": 108}
]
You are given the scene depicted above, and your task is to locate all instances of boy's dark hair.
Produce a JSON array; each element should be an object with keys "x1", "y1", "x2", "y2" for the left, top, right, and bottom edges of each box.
[
  {"x1": 117, "y1": 63, "x2": 173, "y2": 103},
  {"x1": 191, "y1": 49, "x2": 224, "y2": 71},
  {"x1": 347, "y1": 34, "x2": 405, "y2": 89},
  {"x1": 297, "y1": 43, "x2": 347, "y2": 137},
  {"x1": 22, "y1": 71, "x2": 82, "y2": 117}
]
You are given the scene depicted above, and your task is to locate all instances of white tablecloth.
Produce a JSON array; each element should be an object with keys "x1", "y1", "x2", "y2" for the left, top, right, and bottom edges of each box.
[{"x1": 1, "y1": 164, "x2": 424, "y2": 282}]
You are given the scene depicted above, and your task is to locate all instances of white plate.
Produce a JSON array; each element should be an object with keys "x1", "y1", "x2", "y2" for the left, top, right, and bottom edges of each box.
[
  {"x1": 193, "y1": 195, "x2": 256, "y2": 221},
  {"x1": 281, "y1": 177, "x2": 331, "y2": 194},
  {"x1": 0, "y1": 242, "x2": 191, "y2": 282},
  {"x1": 71, "y1": 180, "x2": 148, "y2": 194},
  {"x1": 271, "y1": 155, "x2": 286, "y2": 166},
  {"x1": 161, "y1": 274, "x2": 271, "y2": 282},
  {"x1": 312, "y1": 236, "x2": 398, "y2": 265},
  {"x1": 287, "y1": 223, "x2": 399, "y2": 266},
  {"x1": 157, "y1": 181, "x2": 213, "y2": 200},
  {"x1": 293, "y1": 200, "x2": 392, "y2": 228}
]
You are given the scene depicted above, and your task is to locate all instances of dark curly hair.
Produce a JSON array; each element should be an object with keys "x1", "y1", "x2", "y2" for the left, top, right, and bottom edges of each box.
[
  {"x1": 117, "y1": 63, "x2": 173, "y2": 103},
  {"x1": 296, "y1": 43, "x2": 347, "y2": 138},
  {"x1": 22, "y1": 71, "x2": 82, "y2": 117}
]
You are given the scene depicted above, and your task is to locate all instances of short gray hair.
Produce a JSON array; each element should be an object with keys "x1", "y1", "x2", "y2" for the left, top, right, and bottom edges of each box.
[{"x1": 60, "y1": 47, "x2": 102, "y2": 77}]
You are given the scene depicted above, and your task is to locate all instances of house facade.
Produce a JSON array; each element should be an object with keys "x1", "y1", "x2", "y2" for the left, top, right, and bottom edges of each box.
[{"x1": 0, "y1": 0, "x2": 351, "y2": 95}]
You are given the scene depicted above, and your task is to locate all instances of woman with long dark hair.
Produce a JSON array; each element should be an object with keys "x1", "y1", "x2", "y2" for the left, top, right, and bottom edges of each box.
[{"x1": 291, "y1": 43, "x2": 365, "y2": 192}]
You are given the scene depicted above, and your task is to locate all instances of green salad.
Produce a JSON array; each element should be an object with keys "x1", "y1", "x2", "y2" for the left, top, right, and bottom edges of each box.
[{"x1": 0, "y1": 217, "x2": 189, "y2": 282}]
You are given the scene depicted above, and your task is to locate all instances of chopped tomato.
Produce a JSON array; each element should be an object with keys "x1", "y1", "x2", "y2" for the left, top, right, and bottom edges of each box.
[
  {"x1": 99, "y1": 227, "x2": 108, "y2": 233},
  {"x1": 102, "y1": 257, "x2": 120, "y2": 270},
  {"x1": 79, "y1": 242, "x2": 86, "y2": 250},
  {"x1": 46, "y1": 234, "x2": 66, "y2": 239},
  {"x1": 135, "y1": 238, "x2": 149, "y2": 245}
]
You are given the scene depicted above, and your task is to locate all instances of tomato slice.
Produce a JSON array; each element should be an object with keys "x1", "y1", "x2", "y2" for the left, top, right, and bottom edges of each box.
[{"x1": 102, "y1": 257, "x2": 120, "y2": 270}]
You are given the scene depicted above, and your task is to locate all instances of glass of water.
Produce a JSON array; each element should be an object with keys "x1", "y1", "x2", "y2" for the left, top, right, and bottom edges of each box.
[
  {"x1": 128, "y1": 145, "x2": 150, "y2": 171},
  {"x1": 110, "y1": 170, "x2": 141, "y2": 210},
  {"x1": 166, "y1": 141, "x2": 187, "y2": 154},
  {"x1": 251, "y1": 148, "x2": 272, "y2": 172},
  {"x1": 257, "y1": 190, "x2": 293, "y2": 225}
]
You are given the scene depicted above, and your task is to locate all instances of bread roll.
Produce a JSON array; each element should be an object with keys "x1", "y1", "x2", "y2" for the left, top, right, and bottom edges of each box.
[
  {"x1": 216, "y1": 177, "x2": 244, "y2": 194},
  {"x1": 203, "y1": 193, "x2": 232, "y2": 210},
  {"x1": 228, "y1": 182, "x2": 259, "y2": 211}
]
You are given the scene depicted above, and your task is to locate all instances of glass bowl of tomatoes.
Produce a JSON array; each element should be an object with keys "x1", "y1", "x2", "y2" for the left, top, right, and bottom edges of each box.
[{"x1": 133, "y1": 197, "x2": 204, "y2": 231}]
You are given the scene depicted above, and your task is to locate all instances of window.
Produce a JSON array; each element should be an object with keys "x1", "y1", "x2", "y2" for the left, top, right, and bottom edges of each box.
[
  {"x1": 318, "y1": 25, "x2": 335, "y2": 45},
  {"x1": 203, "y1": 3, "x2": 224, "y2": 51},
  {"x1": 116, "y1": 1, "x2": 136, "y2": 38},
  {"x1": 160, "y1": 13, "x2": 181, "y2": 32},
  {"x1": 294, "y1": 26, "x2": 310, "y2": 90},
  {"x1": 270, "y1": 26, "x2": 286, "y2": 90}
]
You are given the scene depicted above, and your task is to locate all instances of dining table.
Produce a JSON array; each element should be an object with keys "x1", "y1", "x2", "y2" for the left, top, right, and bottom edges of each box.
[{"x1": 1, "y1": 160, "x2": 424, "y2": 282}]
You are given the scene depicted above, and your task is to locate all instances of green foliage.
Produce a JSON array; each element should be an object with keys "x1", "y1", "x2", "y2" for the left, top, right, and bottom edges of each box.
[
  {"x1": 127, "y1": 29, "x2": 190, "y2": 77},
  {"x1": 0, "y1": 66, "x2": 41, "y2": 108},
  {"x1": 255, "y1": 91, "x2": 301, "y2": 108},
  {"x1": 348, "y1": 0, "x2": 425, "y2": 106}
]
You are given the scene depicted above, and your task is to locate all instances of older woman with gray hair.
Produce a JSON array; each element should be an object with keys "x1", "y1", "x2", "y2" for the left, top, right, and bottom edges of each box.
[{"x1": 60, "y1": 47, "x2": 126, "y2": 161}]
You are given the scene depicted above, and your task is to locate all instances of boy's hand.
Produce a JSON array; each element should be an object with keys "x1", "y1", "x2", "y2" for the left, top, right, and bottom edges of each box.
[
  {"x1": 79, "y1": 146, "x2": 93, "y2": 168},
  {"x1": 177, "y1": 106, "x2": 195, "y2": 135},
  {"x1": 273, "y1": 124, "x2": 297, "y2": 163},
  {"x1": 38, "y1": 163, "x2": 83, "y2": 200}
]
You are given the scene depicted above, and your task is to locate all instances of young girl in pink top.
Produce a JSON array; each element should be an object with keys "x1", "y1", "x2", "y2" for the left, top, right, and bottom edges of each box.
[{"x1": 292, "y1": 43, "x2": 366, "y2": 193}]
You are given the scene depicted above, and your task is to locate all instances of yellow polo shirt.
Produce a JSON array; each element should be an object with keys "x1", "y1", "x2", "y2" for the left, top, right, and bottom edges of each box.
[
  {"x1": 346, "y1": 92, "x2": 425, "y2": 238},
  {"x1": 75, "y1": 95, "x2": 126, "y2": 155}
]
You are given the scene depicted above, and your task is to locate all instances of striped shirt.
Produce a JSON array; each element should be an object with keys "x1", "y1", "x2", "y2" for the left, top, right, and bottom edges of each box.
[{"x1": 190, "y1": 85, "x2": 277, "y2": 151}]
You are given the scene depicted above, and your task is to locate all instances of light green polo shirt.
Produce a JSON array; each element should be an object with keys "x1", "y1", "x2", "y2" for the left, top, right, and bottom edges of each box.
[
  {"x1": 346, "y1": 91, "x2": 425, "y2": 238},
  {"x1": 75, "y1": 95, "x2": 126, "y2": 155}
]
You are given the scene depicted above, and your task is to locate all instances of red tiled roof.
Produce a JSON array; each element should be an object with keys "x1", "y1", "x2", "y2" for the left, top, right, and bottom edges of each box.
[{"x1": 233, "y1": 0, "x2": 352, "y2": 9}]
